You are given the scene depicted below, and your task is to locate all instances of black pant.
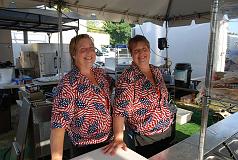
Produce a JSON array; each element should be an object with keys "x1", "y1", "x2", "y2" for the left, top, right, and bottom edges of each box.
[
  {"x1": 123, "y1": 126, "x2": 136, "y2": 151},
  {"x1": 124, "y1": 123, "x2": 176, "y2": 158},
  {"x1": 71, "y1": 141, "x2": 109, "y2": 158},
  {"x1": 135, "y1": 137, "x2": 173, "y2": 158}
]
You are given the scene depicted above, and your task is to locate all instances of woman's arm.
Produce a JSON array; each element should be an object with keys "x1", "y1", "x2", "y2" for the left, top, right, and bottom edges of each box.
[
  {"x1": 50, "y1": 128, "x2": 65, "y2": 160},
  {"x1": 50, "y1": 78, "x2": 74, "y2": 159},
  {"x1": 113, "y1": 116, "x2": 125, "y2": 142},
  {"x1": 103, "y1": 69, "x2": 134, "y2": 155},
  {"x1": 103, "y1": 116, "x2": 127, "y2": 155}
]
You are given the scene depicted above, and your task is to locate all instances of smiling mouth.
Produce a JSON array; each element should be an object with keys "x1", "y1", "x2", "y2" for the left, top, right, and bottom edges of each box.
[
  {"x1": 139, "y1": 56, "x2": 147, "y2": 60},
  {"x1": 85, "y1": 57, "x2": 93, "y2": 60}
]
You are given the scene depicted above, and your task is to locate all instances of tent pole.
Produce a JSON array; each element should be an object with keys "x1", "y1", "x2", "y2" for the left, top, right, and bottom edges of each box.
[
  {"x1": 165, "y1": 0, "x2": 172, "y2": 72},
  {"x1": 198, "y1": 0, "x2": 220, "y2": 159},
  {"x1": 165, "y1": 20, "x2": 169, "y2": 72},
  {"x1": 23, "y1": 31, "x2": 28, "y2": 44},
  {"x1": 57, "y1": 2, "x2": 63, "y2": 79}
]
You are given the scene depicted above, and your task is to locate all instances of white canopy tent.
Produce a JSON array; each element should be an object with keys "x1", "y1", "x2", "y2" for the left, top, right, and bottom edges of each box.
[
  {"x1": 0, "y1": 0, "x2": 238, "y2": 160},
  {"x1": 1, "y1": 0, "x2": 237, "y2": 26},
  {"x1": 0, "y1": 0, "x2": 212, "y2": 26}
]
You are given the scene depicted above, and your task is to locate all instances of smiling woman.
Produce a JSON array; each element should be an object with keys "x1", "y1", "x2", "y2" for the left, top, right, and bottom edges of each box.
[
  {"x1": 104, "y1": 35, "x2": 176, "y2": 158},
  {"x1": 50, "y1": 34, "x2": 115, "y2": 159}
]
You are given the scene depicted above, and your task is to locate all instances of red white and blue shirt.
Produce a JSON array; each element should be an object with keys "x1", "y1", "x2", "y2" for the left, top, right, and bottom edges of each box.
[
  {"x1": 113, "y1": 62, "x2": 173, "y2": 136},
  {"x1": 51, "y1": 66, "x2": 114, "y2": 146}
]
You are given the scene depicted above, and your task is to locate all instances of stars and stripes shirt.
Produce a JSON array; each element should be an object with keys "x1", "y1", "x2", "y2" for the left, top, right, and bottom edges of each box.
[
  {"x1": 51, "y1": 66, "x2": 114, "y2": 146},
  {"x1": 113, "y1": 62, "x2": 173, "y2": 136}
]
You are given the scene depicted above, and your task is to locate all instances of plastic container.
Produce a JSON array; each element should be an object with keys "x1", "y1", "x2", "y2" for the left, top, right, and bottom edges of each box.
[
  {"x1": 0, "y1": 67, "x2": 14, "y2": 84},
  {"x1": 176, "y1": 108, "x2": 193, "y2": 125},
  {"x1": 174, "y1": 63, "x2": 192, "y2": 88}
]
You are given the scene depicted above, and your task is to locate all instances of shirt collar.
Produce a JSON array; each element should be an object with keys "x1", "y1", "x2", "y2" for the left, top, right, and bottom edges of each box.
[
  {"x1": 71, "y1": 65, "x2": 95, "y2": 78},
  {"x1": 131, "y1": 61, "x2": 161, "y2": 85},
  {"x1": 131, "y1": 61, "x2": 157, "y2": 75},
  {"x1": 131, "y1": 61, "x2": 143, "y2": 75},
  {"x1": 71, "y1": 65, "x2": 106, "y2": 88},
  {"x1": 71, "y1": 65, "x2": 80, "y2": 76}
]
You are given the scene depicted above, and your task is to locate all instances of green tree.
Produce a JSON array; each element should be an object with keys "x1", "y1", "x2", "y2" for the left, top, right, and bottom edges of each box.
[{"x1": 103, "y1": 20, "x2": 133, "y2": 46}]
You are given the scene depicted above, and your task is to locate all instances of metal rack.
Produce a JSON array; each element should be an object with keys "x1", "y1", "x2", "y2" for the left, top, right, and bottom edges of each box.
[{"x1": 0, "y1": 8, "x2": 79, "y2": 33}]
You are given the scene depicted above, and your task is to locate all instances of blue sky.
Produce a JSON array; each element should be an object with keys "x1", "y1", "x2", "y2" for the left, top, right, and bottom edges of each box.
[{"x1": 229, "y1": 19, "x2": 238, "y2": 33}]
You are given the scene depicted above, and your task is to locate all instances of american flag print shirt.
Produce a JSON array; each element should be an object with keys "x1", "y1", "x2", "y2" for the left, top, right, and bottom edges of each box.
[
  {"x1": 51, "y1": 66, "x2": 114, "y2": 146},
  {"x1": 113, "y1": 62, "x2": 173, "y2": 136}
]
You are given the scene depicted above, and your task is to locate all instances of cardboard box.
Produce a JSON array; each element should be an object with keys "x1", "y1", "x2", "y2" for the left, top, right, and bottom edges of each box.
[{"x1": 180, "y1": 94, "x2": 195, "y2": 104}]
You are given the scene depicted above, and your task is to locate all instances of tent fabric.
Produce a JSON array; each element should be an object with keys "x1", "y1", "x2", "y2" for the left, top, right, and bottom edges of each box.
[
  {"x1": 0, "y1": 0, "x2": 212, "y2": 26},
  {"x1": 0, "y1": 0, "x2": 237, "y2": 26},
  {"x1": 62, "y1": 0, "x2": 212, "y2": 26}
]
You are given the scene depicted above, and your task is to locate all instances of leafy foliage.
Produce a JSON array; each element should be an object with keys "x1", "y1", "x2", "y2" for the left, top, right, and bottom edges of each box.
[{"x1": 103, "y1": 20, "x2": 133, "y2": 46}]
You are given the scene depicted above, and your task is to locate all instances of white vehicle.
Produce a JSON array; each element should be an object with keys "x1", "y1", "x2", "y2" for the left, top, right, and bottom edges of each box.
[{"x1": 95, "y1": 47, "x2": 115, "y2": 65}]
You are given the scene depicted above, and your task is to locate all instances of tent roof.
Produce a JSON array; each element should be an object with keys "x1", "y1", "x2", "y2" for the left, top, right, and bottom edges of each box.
[
  {"x1": 0, "y1": 0, "x2": 211, "y2": 27},
  {"x1": 0, "y1": 0, "x2": 237, "y2": 27},
  {"x1": 64, "y1": 0, "x2": 238, "y2": 26},
  {"x1": 45, "y1": 0, "x2": 212, "y2": 26}
]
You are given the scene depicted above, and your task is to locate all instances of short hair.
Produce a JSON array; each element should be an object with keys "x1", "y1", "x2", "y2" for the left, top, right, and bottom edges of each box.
[
  {"x1": 69, "y1": 34, "x2": 94, "y2": 63},
  {"x1": 128, "y1": 35, "x2": 150, "y2": 54}
]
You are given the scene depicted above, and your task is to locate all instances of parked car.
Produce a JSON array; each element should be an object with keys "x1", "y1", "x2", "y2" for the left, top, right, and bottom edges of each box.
[{"x1": 95, "y1": 47, "x2": 115, "y2": 65}]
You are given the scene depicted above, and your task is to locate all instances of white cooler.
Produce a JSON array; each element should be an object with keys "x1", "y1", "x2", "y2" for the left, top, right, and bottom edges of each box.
[{"x1": 0, "y1": 67, "x2": 14, "y2": 84}]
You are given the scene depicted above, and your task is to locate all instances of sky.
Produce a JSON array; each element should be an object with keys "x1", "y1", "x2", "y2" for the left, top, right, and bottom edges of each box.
[{"x1": 229, "y1": 19, "x2": 238, "y2": 33}]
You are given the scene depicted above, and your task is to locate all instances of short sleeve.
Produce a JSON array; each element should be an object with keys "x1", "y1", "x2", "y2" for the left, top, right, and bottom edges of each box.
[
  {"x1": 51, "y1": 79, "x2": 75, "y2": 130},
  {"x1": 113, "y1": 72, "x2": 134, "y2": 118}
]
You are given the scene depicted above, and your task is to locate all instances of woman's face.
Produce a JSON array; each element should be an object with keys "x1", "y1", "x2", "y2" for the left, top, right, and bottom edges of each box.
[
  {"x1": 131, "y1": 41, "x2": 150, "y2": 67},
  {"x1": 73, "y1": 37, "x2": 96, "y2": 68}
]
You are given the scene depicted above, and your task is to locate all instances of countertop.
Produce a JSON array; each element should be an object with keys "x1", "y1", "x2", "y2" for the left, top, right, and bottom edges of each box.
[{"x1": 149, "y1": 112, "x2": 238, "y2": 160}]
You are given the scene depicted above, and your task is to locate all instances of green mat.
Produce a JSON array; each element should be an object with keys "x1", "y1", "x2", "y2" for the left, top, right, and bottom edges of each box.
[
  {"x1": 0, "y1": 148, "x2": 10, "y2": 160},
  {"x1": 174, "y1": 102, "x2": 219, "y2": 143}
]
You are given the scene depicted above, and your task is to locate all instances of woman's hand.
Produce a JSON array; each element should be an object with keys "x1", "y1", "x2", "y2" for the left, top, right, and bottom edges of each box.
[
  {"x1": 103, "y1": 116, "x2": 126, "y2": 155},
  {"x1": 103, "y1": 139, "x2": 127, "y2": 155}
]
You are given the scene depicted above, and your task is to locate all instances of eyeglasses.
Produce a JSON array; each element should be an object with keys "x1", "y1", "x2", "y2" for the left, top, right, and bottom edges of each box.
[
  {"x1": 78, "y1": 47, "x2": 96, "y2": 53},
  {"x1": 73, "y1": 36, "x2": 95, "y2": 55},
  {"x1": 133, "y1": 47, "x2": 149, "y2": 54}
]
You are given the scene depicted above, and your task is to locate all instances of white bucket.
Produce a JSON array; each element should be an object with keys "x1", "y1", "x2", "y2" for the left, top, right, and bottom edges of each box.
[{"x1": 0, "y1": 68, "x2": 14, "y2": 84}]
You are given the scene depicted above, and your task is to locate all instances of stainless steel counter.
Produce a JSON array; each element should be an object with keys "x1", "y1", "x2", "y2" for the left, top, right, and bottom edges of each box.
[
  {"x1": 32, "y1": 80, "x2": 58, "y2": 86},
  {"x1": 0, "y1": 80, "x2": 58, "y2": 89},
  {"x1": 149, "y1": 112, "x2": 238, "y2": 160},
  {"x1": 0, "y1": 82, "x2": 19, "y2": 89}
]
